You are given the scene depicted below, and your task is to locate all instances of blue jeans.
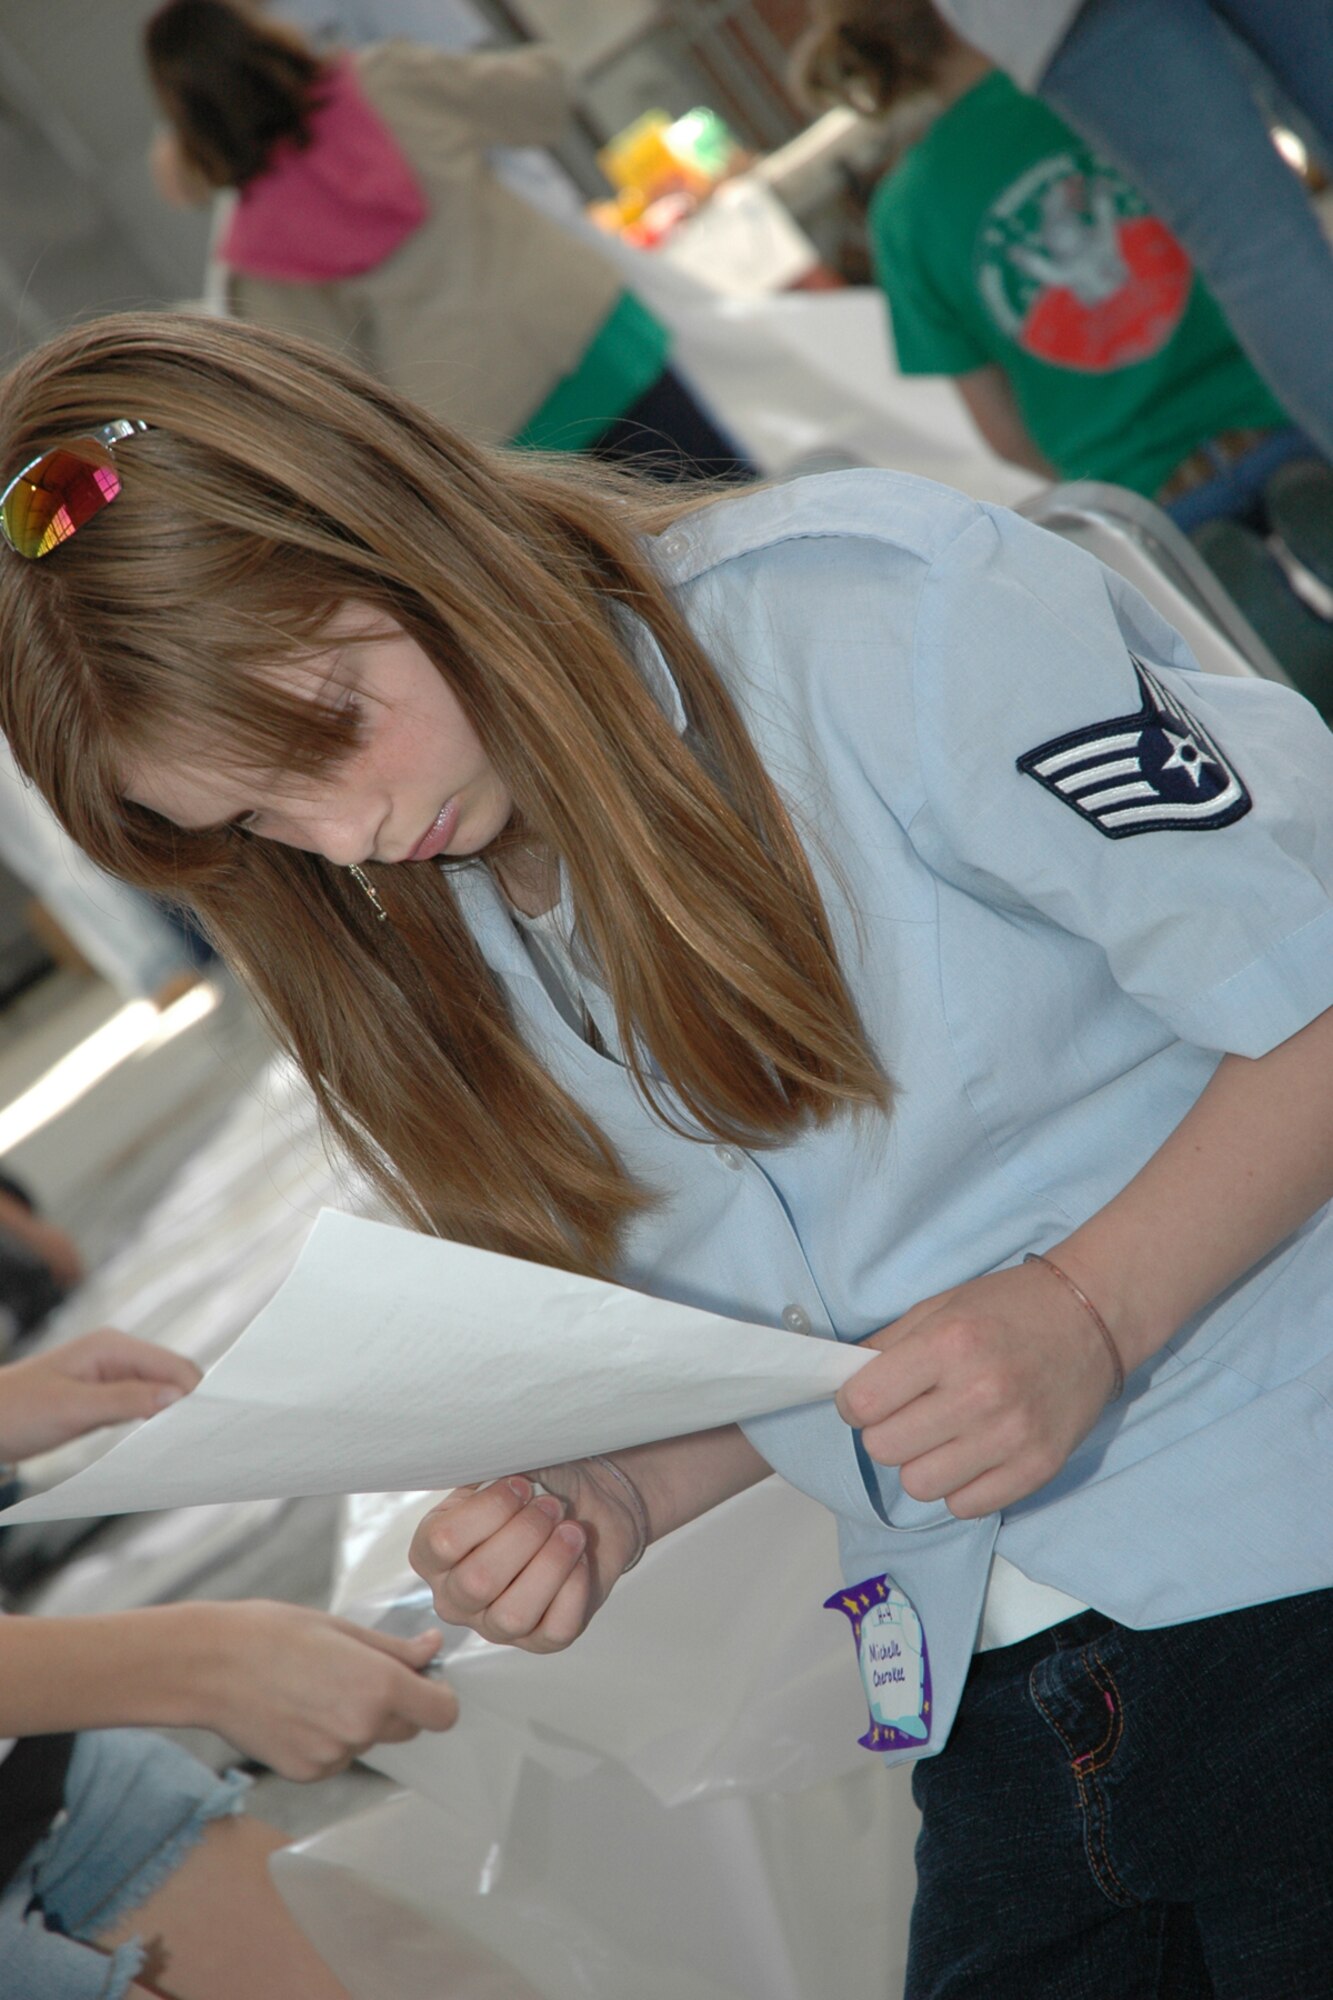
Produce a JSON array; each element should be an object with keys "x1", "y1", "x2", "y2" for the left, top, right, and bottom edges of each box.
[
  {"x1": 1042, "y1": 0, "x2": 1333, "y2": 464},
  {"x1": 0, "y1": 1729, "x2": 249, "y2": 2000},
  {"x1": 907, "y1": 1589, "x2": 1333, "y2": 1998},
  {"x1": 1162, "y1": 425, "x2": 1314, "y2": 532}
]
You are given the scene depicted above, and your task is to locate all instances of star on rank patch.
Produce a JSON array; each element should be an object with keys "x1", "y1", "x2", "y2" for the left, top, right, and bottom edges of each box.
[{"x1": 1017, "y1": 657, "x2": 1252, "y2": 838}]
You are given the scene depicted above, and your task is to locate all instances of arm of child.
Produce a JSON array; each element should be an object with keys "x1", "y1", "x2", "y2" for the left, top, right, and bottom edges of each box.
[
  {"x1": 0, "y1": 1601, "x2": 459, "y2": 1782},
  {"x1": 409, "y1": 1422, "x2": 769, "y2": 1653},
  {"x1": 953, "y1": 365, "x2": 1058, "y2": 478},
  {"x1": 838, "y1": 1002, "x2": 1333, "y2": 1518},
  {"x1": 0, "y1": 1328, "x2": 199, "y2": 1463}
]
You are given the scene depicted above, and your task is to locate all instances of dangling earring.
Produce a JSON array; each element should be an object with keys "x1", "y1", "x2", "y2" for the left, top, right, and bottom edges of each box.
[{"x1": 346, "y1": 863, "x2": 389, "y2": 923}]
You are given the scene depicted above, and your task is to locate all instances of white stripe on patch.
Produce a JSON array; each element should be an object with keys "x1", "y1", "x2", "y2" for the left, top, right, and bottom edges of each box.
[{"x1": 1016, "y1": 657, "x2": 1252, "y2": 840}]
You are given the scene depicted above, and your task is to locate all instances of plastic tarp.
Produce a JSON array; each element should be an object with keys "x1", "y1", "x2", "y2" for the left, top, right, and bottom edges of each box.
[
  {"x1": 290, "y1": 1477, "x2": 922, "y2": 1998},
  {"x1": 273, "y1": 1758, "x2": 914, "y2": 2000}
]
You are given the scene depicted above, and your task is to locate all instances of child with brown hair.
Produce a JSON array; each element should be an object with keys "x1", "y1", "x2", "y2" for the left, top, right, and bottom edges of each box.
[
  {"x1": 144, "y1": 0, "x2": 751, "y2": 479},
  {"x1": 0, "y1": 312, "x2": 1330, "y2": 1996}
]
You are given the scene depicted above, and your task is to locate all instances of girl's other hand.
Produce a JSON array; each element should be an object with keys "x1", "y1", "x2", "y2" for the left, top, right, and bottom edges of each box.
[
  {"x1": 835, "y1": 1262, "x2": 1119, "y2": 1519},
  {"x1": 0, "y1": 1328, "x2": 200, "y2": 1462},
  {"x1": 409, "y1": 1466, "x2": 636, "y2": 1653}
]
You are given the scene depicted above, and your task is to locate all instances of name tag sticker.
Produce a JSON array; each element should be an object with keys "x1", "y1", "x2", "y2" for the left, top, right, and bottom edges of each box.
[{"x1": 825, "y1": 1573, "x2": 931, "y2": 1752}]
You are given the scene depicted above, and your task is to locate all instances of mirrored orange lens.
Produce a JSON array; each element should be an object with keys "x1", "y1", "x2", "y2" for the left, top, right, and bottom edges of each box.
[{"x1": 1, "y1": 446, "x2": 121, "y2": 559}]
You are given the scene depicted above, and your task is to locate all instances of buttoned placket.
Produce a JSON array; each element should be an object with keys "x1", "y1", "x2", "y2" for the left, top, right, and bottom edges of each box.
[{"x1": 450, "y1": 858, "x2": 841, "y2": 1354}]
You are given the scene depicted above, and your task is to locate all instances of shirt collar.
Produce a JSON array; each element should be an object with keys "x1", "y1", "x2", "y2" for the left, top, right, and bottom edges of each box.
[{"x1": 613, "y1": 604, "x2": 688, "y2": 737}]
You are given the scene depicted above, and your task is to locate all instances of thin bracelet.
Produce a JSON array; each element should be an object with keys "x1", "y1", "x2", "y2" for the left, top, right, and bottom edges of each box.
[
  {"x1": 1024, "y1": 1252, "x2": 1125, "y2": 1402},
  {"x1": 585, "y1": 1453, "x2": 650, "y2": 1571}
]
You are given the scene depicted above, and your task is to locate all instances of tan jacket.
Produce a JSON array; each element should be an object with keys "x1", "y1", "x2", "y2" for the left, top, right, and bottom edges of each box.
[{"x1": 227, "y1": 42, "x2": 623, "y2": 441}]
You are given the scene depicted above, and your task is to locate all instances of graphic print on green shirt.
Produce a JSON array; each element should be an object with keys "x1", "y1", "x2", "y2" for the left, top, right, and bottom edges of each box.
[
  {"x1": 868, "y1": 72, "x2": 1287, "y2": 495},
  {"x1": 977, "y1": 150, "x2": 1190, "y2": 371}
]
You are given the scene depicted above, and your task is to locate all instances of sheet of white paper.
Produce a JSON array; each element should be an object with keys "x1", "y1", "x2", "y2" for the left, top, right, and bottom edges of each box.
[{"x1": 0, "y1": 1210, "x2": 869, "y2": 1524}]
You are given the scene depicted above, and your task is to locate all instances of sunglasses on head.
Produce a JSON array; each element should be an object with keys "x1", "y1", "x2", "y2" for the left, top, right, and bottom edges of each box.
[{"x1": 0, "y1": 419, "x2": 151, "y2": 560}]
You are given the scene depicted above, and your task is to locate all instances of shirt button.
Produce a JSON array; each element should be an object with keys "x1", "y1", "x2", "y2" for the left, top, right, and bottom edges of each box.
[
  {"x1": 781, "y1": 1304, "x2": 813, "y2": 1335},
  {"x1": 713, "y1": 1145, "x2": 744, "y2": 1171}
]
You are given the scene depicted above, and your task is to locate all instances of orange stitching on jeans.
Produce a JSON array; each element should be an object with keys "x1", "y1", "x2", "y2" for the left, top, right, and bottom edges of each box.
[
  {"x1": 1078, "y1": 1649, "x2": 1132, "y2": 1904},
  {"x1": 1030, "y1": 1652, "x2": 1135, "y2": 1908},
  {"x1": 1083, "y1": 1767, "x2": 1132, "y2": 1907},
  {"x1": 1072, "y1": 1648, "x2": 1124, "y2": 1775}
]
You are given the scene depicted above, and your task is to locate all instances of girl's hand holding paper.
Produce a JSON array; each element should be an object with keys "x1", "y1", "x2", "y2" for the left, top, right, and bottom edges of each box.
[{"x1": 836, "y1": 1262, "x2": 1117, "y2": 1520}]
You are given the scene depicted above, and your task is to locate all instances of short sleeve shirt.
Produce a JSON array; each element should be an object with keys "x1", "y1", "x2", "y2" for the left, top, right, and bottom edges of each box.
[{"x1": 451, "y1": 470, "x2": 1333, "y2": 1760}]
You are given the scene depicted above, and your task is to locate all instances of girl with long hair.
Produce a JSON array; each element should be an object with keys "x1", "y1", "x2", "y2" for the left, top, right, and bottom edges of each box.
[{"x1": 2, "y1": 311, "x2": 1331, "y2": 1998}]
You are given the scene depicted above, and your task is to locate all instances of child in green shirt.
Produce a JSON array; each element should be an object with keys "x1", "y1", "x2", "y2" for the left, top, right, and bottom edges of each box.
[
  {"x1": 796, "y1": 0, "x2": 1333, "y2": 714},
  {"x1": 799, "y1": 0, "x2": 1299, "y2": 506}
]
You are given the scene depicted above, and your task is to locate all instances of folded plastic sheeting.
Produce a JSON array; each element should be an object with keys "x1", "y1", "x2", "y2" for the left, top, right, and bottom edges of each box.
[
  {"x1": 333, "y1": 1480, "x2": 875, "y2": 1809},
  {"x1": 273, "y1": 1759, "x2": 916, "y2": 2000},
  {"x1": 306, "y1": 1478, "x2": 921, "y2": 1998}
]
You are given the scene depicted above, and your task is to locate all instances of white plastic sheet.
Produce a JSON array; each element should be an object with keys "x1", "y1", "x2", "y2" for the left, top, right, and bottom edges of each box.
[
  {"x1": 332, "y1": 1479, "x2": 875, "y2": 1808},
  {"x1": 273, "y1": 1759, "x2": 915, "y2": 2000},
  {"x1": 311, "y1": 1478, "x2": 921, "y2": 1998}
]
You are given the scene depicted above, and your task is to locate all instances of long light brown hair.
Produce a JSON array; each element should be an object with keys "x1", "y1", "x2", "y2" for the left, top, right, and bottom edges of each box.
[{"x1": 0, "y1": 313, "x2": 888, "y2": 1272}]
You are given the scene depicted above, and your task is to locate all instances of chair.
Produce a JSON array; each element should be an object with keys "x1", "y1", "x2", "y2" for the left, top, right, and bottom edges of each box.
[{"x1": 1017, "y1": 480, "x2": 1296, "y2": 688}]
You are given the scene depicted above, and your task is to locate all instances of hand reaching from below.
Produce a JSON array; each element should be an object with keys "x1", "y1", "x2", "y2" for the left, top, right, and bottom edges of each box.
[{"x1": 194, "y1": 1601, "x2": 459, "y2": 1781}]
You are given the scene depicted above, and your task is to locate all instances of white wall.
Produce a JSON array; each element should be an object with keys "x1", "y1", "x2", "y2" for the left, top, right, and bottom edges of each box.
[{"x1": 0, "y1": 3, "x2": 214, "y2": 351}]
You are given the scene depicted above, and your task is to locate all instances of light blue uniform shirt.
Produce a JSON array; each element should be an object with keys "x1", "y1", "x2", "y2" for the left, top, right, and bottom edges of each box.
[{"x1": 450, "y1": 471, "x2": 1333, "y2": 1766}]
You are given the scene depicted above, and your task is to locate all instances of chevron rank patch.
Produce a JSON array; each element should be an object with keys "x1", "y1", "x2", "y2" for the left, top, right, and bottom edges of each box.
[{"x1": 1017, "y1": 657, "x2": 1252, "y2": 838}]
